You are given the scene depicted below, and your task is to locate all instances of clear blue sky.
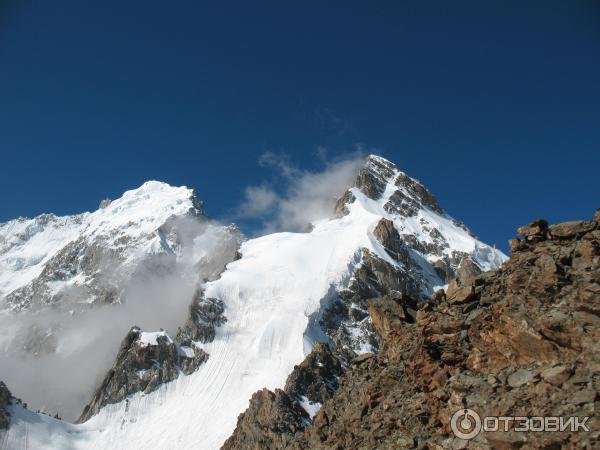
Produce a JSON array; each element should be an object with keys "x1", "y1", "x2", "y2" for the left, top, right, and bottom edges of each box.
[{"x1": 1, "y1": 0, "x2": 599, "y2": 252}]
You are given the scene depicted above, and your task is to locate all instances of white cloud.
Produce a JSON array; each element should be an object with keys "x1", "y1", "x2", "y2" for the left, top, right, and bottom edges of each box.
[
  {"x1": 237, "y1": 150, "x2": 366, "y2": 233},
  {"x1": 237, "y1": 185, "x2": 278, "y2": 218}
]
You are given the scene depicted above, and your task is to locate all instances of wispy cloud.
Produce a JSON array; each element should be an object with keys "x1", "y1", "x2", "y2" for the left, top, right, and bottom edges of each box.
[{"x1": 236, "y1": 149, "x2": 366, "y2": 234}]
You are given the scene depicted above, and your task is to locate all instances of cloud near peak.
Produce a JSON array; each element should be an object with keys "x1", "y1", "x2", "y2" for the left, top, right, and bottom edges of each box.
[{"x1": 236, "y1": 150, "x2": 366, "y2": 234}]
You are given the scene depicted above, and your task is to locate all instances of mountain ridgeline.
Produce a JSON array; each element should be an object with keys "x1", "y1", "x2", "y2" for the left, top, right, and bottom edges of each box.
[{"x1": 4, "y1": 155, "x2": 593, "y2": 450}]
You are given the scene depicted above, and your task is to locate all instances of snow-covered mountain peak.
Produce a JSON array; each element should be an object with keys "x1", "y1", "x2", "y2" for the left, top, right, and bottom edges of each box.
[
  {"x1": 0, "y1": 181, "x2": 224, "y2": 312},
  {"x1": 334, "y1": 154, "x2": 505, "y2": 277},
  {"x1": 0, "y1": 181, "x2": 242, "y2": 422},
  {"x1": 85, "y1": 180, "x2": 205, "y2": 234},
  {"x1": 0, "y1": 165, "x2": 506, "y2": 449},
  {"x1": 351, "y1": 154, "x2": 443, "y2": 214}
]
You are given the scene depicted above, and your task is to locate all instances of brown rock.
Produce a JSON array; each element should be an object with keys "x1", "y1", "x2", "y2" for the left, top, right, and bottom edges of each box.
[
  {"x1": 516, "y1": 219, "x2": 548, "y2": 238},
  {"x1": 571, "y1": 389, "x2": 596, "y2": 405},
  {"x1": 549, "y1": 220, "x2": 595, "y2": 239},
  {"x1": 541, "y1": 365, "x2": 571, "y2": 386},
  {"x1": 221, "y1": 388, "x2": 308, "y2": 450},
  {"x1": 508, "y1": 238, "x2": 524, "y2": 253},
  {"x1": 372, "y1": 218, "x2": 403, "y2": 259},
  {"x1": 432, "y1": 288, "x2": 446, "y2": 303},
  {"x1": 507, "y1": 369, "x2": 533, "y2": 388},
  {"x1": 486, "y1": 430, "x2": 527, "y2": 449},
  {"x1": 456, "y1": 257, "x2": 482, "y2": 286},
  {"x1": 446, "y1": 282, "x2": 476, "y2": 304}
]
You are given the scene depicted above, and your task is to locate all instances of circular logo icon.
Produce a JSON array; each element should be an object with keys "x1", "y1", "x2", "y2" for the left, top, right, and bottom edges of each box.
[{"x1": 451, "y1": 408, "x2": 482, "y2": 440}]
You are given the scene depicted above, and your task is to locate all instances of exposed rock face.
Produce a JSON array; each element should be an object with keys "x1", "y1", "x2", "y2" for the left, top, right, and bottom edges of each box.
[
  {"x1": 79, "y1": 285, "x2": 229, "y2": 423},
  {"x1": 222, "y1": 343, "x2": 343, "y2": 450},
  {"x1": 0, "y1": 381, "x2": 12, "y2": 429},
  {"x1": 353, "y1": 156, "x2": 397, "y2": 200},
  {"x1": 320, "y1": 155, "x2": 505, "y2": 360},
  {"x1": 284, "y1": 343, "x2": 344, "y2": 406},
  {"x1": 221, "y1": 388, "x2": 309, "y2": 450},
  {"x1": 176, "y1": 293, "x2": 228, "y2": 343},
  {"x1": 322, "y1": 248, "x2": 422, "y2": 360},
  {"x1": 372, "y1": 218, "x2": 403, "y2": 259},
  {"x1": 333, "y1": 155, "x2": 503, "y2": 288},
  {"x1": 333, "y1": 190, "x2": 355, "y2": 218},
  {"x1": 223, "y1": 211, "x2": 600, "y2": 449},
  {"x1": 78, "y1": 326, "x2": 208, "y2": 423}
]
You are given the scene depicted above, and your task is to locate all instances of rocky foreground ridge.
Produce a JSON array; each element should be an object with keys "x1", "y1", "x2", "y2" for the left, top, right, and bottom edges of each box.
[{"x1": 223, "y1": 210, "x2": 600, "y2": 449}]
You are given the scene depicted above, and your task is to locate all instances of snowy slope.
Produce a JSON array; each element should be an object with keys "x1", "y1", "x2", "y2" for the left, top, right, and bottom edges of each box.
[
  {"x1": 0, "y1": 181, "x2": 241, "y2": 422},
  {"x1": 0, "y1": 181, "x2": 209, "y2": 309},
  {"x1": 0, "y1": 156, "x2": 506, "y2": 449}
]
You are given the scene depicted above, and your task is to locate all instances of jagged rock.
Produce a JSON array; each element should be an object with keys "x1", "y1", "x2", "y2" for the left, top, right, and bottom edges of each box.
[
  {"x1": 507, "y1": 368, "x2": 533, "y2": 388},
  {"x1": 446, "y1": 280, "x2": 477, "y2": 304},
  {"x1": 372, "y1": 218, "x2": 403, "y2": 260},
  {"x1": 321, "y1": 248, "x2": 423, "y2": 359},
  {"x1": 509, "y1": 237, "x2": 525, "y2": 253},
  {"x1": 549, "y1": 220, "x2": 596, "y2": 239},
  {"x1": 456, "y1": 257, "x2": 482, "y2": 285},
  {"x1": 594, "y1": 208, "x2": 600, "y2": 223},
  {"x1": 221, "y1": 388, "x2": 308, "y2": 450},
  {"x1": 394, "y1": 172, "x2": 444, "y2": 214},
  {"x1": 541, "y1": 365, "x2": 571, "y2": 386},
  {"x1": 432, "y1": 288, "x2": 446, "y2": 303},
  {"x1": 384, "y1": 190, "x2": 421, "y2": 217},
  {"x1": 78, "y1": 326, "x2": 208, "y2": 423},
  {"x1": 177, "y1": 292, "x2": 227, "y2": 343},
  {"x1": 285, "y1": 342, "x2": 343, "y2": 405},
  {"x1": 0, "y1": 381, "x2": 12, "y2": 429},
  {"x1": 222, "y1": 342, "x2": 347, "y2": 449},
  {"x1": 369, "y1": 294, "x2": 417, "y2": 336},
  {"x1": 333, "y1": 190, "x2": 356, "y2": 218},
  {"x1": 516, "y1": 219, "x2": 548, "y2": 244},
  {"x1": 352, "y1": 155, "x2": 396, "y2": 200}
]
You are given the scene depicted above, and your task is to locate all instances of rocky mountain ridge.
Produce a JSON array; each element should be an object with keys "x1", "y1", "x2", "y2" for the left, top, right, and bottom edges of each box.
[{"x1": 223, "y1": 210, "x2": 600, "y2": 449}]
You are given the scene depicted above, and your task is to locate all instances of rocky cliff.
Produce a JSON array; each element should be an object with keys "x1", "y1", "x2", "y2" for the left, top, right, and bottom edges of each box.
[
  {"x1": 0, "y1": 382, "x2": 11, "y2": 430},
  {"x1": 223, "y1": 210, "x2": 600, "y2": 449}
]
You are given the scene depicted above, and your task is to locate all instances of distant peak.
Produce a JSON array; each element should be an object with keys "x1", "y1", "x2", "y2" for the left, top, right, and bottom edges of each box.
[
  {"x1": 99, "y1": 181, "x2": 205, "y2": 217},
  {"x1": 333, "y1": 153, "x2": 445, "y2": 218}
]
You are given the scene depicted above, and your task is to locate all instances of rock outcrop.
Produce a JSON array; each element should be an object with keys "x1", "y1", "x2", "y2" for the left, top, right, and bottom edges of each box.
[
  {"x1": 318, "y1": 155, "x2": 506, "y2": 362},
  {"x1": 78, "y1": 326, "x2": 208, "y2": 423},
  {"x1": 222, "y1": 343, "x2": 343, "y2": 450},
  {"x1": 223, "y1": 211, "x2": 600, "y2": 449},
  {"x1": 0, "y1": 382, "x2": 12, "y2": 429}
]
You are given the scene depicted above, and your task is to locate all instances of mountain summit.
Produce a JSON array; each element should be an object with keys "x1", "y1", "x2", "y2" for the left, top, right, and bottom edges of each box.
[
  {"x1": 0, "y1": 156, "x2": 507, "y2": 449},
  {"x1": 0, "y1": 181, "x2": 209, "y2": 311}
]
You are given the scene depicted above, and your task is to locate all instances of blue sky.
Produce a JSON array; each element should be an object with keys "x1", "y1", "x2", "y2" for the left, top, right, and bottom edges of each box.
[{"x1": 1, "y1": 0, "x2": 599, "y2": 252}]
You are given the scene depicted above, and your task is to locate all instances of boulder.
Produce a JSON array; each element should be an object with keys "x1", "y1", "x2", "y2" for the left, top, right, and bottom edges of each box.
[
  {"x1": 516, "y1": 219, "x2": 548, "y2": 238},
  {"x1": 541, "y1": 365, "x2": 571, "y2": 386},
  {"x1": 549, "y1": 220, "x2": 596, "y2": 239},
  {"x1": 507, "y1": 368, "x2": 533, "y2": 388}
]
